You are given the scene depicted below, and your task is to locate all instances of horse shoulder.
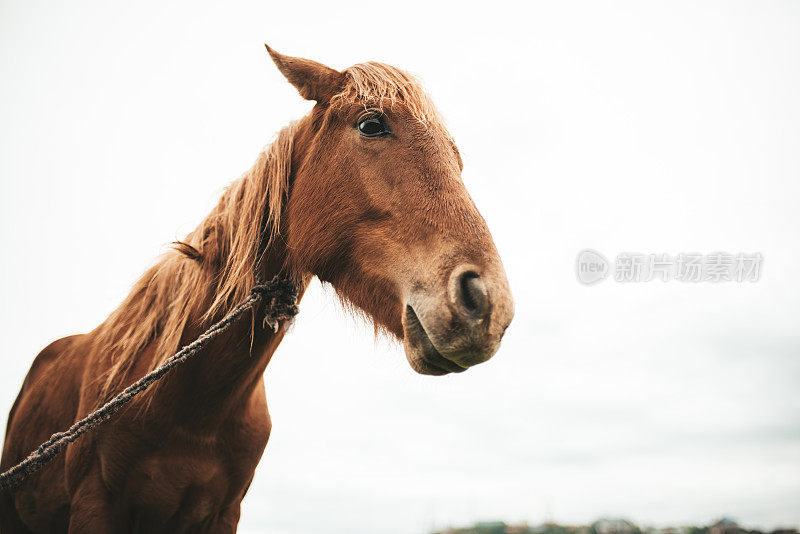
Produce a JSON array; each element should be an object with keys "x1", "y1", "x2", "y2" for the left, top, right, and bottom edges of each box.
[
  {"x1": 3, "y1": 334, "x2": 86, "y2": 462},
  {"x1": 1, "y1": 333, "x2": 88, "y2": 533}
]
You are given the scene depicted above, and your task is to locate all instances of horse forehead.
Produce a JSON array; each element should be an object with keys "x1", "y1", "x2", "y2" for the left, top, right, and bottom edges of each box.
[
  {"x1": 408, "y1": 117, "x2": 459, "y2": 157},
  {"x1": 410, "y1": 125, "x2": 457, "y2": 156}
]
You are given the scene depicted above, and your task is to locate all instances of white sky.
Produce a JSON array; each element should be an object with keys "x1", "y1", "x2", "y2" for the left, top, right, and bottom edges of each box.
[{"x1": 1, "y1": 1, "x2": 799, "y2": 533}]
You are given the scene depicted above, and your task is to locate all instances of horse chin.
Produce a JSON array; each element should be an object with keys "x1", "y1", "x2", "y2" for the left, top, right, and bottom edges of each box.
[{"x1": 402, "y1": 305, "x2": 469, "y2": 376}]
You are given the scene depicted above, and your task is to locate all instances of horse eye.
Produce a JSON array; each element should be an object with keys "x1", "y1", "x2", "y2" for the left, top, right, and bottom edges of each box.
[{"x1": 357, "y1": 117, "x2": 388, "y2": 137}]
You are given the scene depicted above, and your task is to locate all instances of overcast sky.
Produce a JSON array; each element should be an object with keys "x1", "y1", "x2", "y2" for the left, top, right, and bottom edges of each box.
[{"x1": 1, "y1": 1, "x2": 799, "y2": 533}]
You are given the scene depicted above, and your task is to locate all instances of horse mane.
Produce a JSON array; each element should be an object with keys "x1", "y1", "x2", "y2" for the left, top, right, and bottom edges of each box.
[{"x1": 95, "y1": 122, "x2": 298, "y2": 401}]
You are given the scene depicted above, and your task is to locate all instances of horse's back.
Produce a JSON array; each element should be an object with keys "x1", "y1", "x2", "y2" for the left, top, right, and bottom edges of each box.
[{"x1": 1, "y1": 334, "x2": 87, "y2": 533}]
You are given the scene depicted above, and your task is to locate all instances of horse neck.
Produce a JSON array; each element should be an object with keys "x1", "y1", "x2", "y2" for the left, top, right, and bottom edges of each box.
[
  {"x1": 131, "y1": 124, "x2": 309, "y2": 432},
  {"x1": 155, "y1": 245, "x2": 301, "y2": 432}
]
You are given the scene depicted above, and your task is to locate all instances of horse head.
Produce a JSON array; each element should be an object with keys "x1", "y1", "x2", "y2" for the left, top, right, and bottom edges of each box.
[{"x1": 268, "y1": 46, "x2": 514, "y2": 375}]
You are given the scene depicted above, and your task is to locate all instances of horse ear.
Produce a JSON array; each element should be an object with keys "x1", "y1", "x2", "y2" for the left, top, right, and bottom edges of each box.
[{"x1": 265, "y1": 45, "x2": 344, "y2": 103}]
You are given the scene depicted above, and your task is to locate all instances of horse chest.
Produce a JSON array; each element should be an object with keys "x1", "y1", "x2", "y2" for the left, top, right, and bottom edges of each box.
[
  {"x1": 125, "y1": 450, "x2": 230, "y2": 525},
  {"x1": 100, "y1": 414, "x2": 270, "y2": 530}
]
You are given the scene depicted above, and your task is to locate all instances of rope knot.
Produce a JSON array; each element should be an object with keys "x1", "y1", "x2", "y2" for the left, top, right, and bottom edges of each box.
[{"x1": 251, "y1": 275, "x2": 300, "y2": 332}]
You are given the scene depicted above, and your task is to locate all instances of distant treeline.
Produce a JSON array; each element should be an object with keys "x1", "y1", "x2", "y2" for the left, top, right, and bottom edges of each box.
[{"x1": 433, "y1": 518, "x2": 799, "y2": 534}]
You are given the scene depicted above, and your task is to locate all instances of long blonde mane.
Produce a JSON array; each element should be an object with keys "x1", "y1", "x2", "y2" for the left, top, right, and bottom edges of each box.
[{"x1": 95, "y1": 123, "x2": 297, "y2": 401}]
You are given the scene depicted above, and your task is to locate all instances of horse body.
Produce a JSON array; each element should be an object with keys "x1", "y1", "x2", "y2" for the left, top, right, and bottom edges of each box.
[
  {"x1": 3, "y1": 282, "x2": 286, "y2": 532},
  {"x1": 1, "y1": 47, "x2": 514, "y2": 532}
]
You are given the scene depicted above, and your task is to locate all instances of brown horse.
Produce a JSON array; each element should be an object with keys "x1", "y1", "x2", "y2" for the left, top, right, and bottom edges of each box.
[{"x1": 0, "y1": 47, "x2": 514, "y2": 533}]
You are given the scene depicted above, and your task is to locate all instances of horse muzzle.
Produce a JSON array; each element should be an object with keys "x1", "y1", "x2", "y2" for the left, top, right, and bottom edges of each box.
[{"x1": 401, "y1": 263, "x2": 514, "y2": 376}]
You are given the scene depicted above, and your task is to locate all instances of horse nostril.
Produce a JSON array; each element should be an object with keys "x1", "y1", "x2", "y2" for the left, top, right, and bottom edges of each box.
[{"x1": 457, "y1": 271, "x2": 488, "y2": 320}]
